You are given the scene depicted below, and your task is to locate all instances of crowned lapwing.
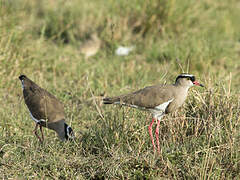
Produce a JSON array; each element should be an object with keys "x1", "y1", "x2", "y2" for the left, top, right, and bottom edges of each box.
[
  {"x1": 80, "y1": 33, "x2": 101, "y2": 59},
  {"x1": 19, "y1": 75, "x2": 74, "y2": 142},
  {"x1": 103, "y1": 73, "x2": 204, "y2": 153}
]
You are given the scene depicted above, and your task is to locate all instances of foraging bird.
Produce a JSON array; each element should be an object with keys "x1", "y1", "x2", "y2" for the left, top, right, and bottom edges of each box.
[
  {"x1": 103, "y1": 73, "x2": 204, "y2": 153},
  {"x1": 19, "y1": 75, "x2": 74, "y2": 142},
  {"x1": 79, "y1": 33, "x2": 101, "y2": 59}
]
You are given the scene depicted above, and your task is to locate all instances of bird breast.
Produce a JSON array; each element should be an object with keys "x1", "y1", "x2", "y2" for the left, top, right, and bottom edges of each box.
[{"x1": 165, "y1": 88, "x2": 188, "y2": 113}]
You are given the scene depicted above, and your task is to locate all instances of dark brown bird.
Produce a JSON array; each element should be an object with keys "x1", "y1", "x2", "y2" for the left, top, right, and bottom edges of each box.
[
  {"x1": 103, "y1": 73, "x2": 204, "y2": 153},
  {"x1": 19, "y1": 75, "x2": 74, "y2": 142}
]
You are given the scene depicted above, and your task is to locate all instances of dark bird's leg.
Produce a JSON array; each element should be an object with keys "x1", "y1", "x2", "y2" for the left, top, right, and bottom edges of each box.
[
  {"x1": 33, "y1": 123, "x2": 42, "y2": 143},
  {"x1": 39, "y1": 125, "x2": 44, "y2": 142},
  {"x1": 148, "y1": 118, "x2": 156, "y2": 152}
]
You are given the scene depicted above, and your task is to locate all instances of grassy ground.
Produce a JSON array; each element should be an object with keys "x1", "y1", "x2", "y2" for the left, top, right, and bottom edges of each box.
[{"x1": 1, "y1": 0, "x2": 240, "y2": 179}]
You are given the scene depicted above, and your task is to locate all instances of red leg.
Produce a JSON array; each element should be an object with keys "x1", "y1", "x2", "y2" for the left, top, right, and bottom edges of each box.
[
  {"x1": 155, "y1": 119, "x2": 161, "y2": 153},
  {"x1": 39, "y1": 125, "x2": 44, "y2": 142},
  {"x1": 33, "y1": 123, "x2": 43, "y2": 143},
  {"x1": 148, "y1": 118, "x2": 156, "y2": 152}
]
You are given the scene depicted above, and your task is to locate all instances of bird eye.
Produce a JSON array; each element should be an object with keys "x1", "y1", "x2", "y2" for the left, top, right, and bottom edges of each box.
[{"x1": 187, "y1": 77, "x2": 190, "y2": 80}]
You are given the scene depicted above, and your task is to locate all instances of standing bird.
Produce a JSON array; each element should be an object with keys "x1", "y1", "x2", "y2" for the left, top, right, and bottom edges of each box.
[
  {"x1": 103, "y1": 73, "x2": 204, "y2": 153},
  {"x1": 19, "y1": 75, "x2": 74, "y2": 142},
  {"x1": 79, "y1": 33, "x2": 101, "y2": 59}
]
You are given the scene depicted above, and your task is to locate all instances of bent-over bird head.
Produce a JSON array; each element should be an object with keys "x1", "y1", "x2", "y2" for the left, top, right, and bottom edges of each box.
[{"x1": 64, "y1": 123, "x2": 75, "y2": 140}]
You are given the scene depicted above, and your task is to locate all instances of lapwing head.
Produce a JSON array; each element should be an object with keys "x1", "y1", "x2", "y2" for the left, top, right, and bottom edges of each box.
[
  {"x1": 19, "y1": 75, "x2": 27, "y2": 80},
  {"x1": 19, "y1": 75, "x2": 28, "y2": 89},
  {"x1": 175, "y1": 73, "x2": 204, "y2": 88},
  {"x1": 64, "y1": 123, "x2": 75, "y2": 141}
]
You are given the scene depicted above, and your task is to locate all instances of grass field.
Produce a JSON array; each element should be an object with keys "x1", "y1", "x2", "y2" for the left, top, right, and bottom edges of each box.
[{"x1": 1, "y1": 0, "x2": 240, "y2": 179}]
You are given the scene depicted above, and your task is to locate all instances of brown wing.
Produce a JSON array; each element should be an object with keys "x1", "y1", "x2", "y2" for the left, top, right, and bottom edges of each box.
[
  {"x1": 104, "y1": 85, "x2": 175, "y2": 109},
  {"x1": 23, "y1": 85, "x2": 65, "y2": 123}
]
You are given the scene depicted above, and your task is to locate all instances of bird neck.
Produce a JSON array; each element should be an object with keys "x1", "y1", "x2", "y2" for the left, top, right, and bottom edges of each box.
[
  {"x1": 21, "y1": 80, "x2": 24, "y2": 89},
  {"x1": 47, "y1": 120, "x2": 66, "y2": 141},
  {"x1": 172, "y1": 84, "x2": 190, "y2": 101}
]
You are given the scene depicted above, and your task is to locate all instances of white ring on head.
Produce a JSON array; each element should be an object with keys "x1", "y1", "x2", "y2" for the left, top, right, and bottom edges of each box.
[
  {"x1": 179, "y1": 74, "x2": 194, "y2": 78},
  {"x1": 67, "y1": 126, "x2": 71, "y2": 136}
]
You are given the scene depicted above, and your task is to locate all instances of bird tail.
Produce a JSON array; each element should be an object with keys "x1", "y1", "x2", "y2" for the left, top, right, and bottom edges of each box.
[{"x1": 102, "y1": 97, "x2": 120, "y2": 104}]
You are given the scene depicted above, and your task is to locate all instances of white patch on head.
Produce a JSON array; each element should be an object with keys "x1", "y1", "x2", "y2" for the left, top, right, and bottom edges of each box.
[
  {"x1": 66, "y1": 126, "x2": 74, "y2": 139},
  {"x1": 21, "y1": 80, "x2": 24, "y2": 89},
  {"x1": 179, "y1": 74, "x2": 194, "y2": 78},
  {"x1": 176, "y1": 74, "x2": 196, "y2": 88},
  {"x1": 67, "y1": 126, "x2": 70, "y2": 135}
]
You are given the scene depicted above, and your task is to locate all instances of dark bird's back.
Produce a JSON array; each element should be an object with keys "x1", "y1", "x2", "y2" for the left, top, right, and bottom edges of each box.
[{"x1": 20, "y1": 75, "x2": 65, "y2": 125}]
